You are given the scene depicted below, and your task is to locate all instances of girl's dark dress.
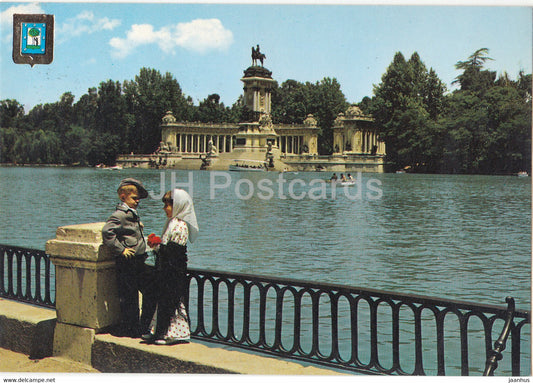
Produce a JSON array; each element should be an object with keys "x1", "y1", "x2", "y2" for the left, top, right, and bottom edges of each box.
[{"x1": 148, "y1": 220, "x2": 191, "y2": 342}]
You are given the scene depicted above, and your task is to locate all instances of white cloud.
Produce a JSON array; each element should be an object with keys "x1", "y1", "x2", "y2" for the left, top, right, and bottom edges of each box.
[
  {"x1": 172, "y1": 19, "x2": 234, "y2": 53},
  {"x1": 109, "y1": 18, "x2": 233, "y2": 59},
  {"x1": 0, "y1": 3, "x2": 45, "y2": 42},
  {"x1": 56, "y1": 10, "x2": 120, "y2": 43}
]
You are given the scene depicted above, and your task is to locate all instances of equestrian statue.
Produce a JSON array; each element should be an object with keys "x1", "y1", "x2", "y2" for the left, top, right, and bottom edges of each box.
[{"x1": 252, "y1": 44, "x2": 266, "y2": 67}]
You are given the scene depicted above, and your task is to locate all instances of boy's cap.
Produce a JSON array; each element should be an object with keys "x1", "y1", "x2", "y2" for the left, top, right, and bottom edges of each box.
[{"x1": 117, "y1": 178, "x2": 148, "y2": 199}]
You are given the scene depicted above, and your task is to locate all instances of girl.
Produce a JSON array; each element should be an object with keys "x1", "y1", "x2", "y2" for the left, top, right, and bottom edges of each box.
[{"x1": 143, "y1": 189, "x2": 199, "y2": 345}]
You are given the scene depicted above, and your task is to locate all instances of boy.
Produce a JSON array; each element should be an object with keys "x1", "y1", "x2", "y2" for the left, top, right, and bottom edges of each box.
[{"x1": 102, "y1": 178, "x2": 156, "y2": 337}]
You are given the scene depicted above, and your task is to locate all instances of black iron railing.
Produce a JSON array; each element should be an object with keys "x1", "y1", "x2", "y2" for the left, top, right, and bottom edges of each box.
[
  {"x1": 0, "y1": 244, "x2": 54, "y2": 308},
  {"x1": 0, "y1": 245, "x2": 530, "y2": 375},
  {"x1": 186, "y1": 268, "x2": 530, "y2": 376}
]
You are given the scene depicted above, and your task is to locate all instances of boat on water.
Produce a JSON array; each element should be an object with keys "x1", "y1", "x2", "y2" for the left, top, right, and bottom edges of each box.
[
  {"x1": 517, "y1": 171, "x2": 529, "y2": 177},
  {"x1": 228, "y1": 160, "x2": 268, "y2": 172},
  {"x1": 96, "y1": 164, "x2": 122, "y2": 170},
  {"x1": 327, "y1": 179, "x2": 356, "y2": 186}
]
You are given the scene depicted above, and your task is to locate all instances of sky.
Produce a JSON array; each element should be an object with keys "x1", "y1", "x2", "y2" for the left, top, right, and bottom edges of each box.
[{"x1": 0, "y1": 1, "x2": 531, "y2": 112}]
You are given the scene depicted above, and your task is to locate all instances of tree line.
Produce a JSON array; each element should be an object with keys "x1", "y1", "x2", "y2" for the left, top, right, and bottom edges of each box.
[
  {"x1": 367, "y1": 48, "x2": 531, "y2": 174},
  {"x1": 0, "y1": 49, "x2": 530, "y2": 174}
]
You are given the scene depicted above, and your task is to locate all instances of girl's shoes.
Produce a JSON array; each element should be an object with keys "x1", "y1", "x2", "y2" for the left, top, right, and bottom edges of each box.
[
  {"x1": 142, "y1": 333, "x2": 190, "y2": 345},
  {"x1": 154, "y1": 338, "x2": 189, "y2": 345}
]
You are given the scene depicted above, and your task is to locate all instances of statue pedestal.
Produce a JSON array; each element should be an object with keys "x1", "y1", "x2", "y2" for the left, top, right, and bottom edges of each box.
[{"x1": 46, "y1": 222, "x2": 119, "y2": 364}]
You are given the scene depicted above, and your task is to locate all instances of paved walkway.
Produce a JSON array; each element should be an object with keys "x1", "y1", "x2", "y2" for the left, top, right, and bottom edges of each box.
[{"x1": 0, "y1": 348, "x2": 98, "y2": 373}]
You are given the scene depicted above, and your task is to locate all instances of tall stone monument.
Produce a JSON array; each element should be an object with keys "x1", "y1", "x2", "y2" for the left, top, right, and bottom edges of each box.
[{"x1": 241, "y1": 45, "x2": 276, "y2": 117}]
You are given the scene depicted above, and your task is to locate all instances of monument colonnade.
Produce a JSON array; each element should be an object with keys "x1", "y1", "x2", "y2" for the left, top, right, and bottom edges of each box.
[{"x1": 166, "y1": 128, "x2": 308, "y2": 156}]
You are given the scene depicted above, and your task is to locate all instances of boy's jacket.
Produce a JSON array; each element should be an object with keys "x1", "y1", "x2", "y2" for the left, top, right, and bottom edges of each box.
[{"x1": 102, "y1": 203, "x2": 146, "y2": 257}]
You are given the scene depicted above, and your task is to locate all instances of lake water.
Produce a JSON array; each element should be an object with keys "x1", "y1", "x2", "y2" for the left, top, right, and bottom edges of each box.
[
  {"x1": 0, "y1": 166, "x2": 530, "y2": 374},
  {"x1": 1, "y1": 167, "x2": 530, "y2": 306}
]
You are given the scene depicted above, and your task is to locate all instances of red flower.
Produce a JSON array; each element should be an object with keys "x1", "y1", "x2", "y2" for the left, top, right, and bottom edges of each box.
[{"x1": 147, "y1": 233, "x2": 162, "y2": 247}]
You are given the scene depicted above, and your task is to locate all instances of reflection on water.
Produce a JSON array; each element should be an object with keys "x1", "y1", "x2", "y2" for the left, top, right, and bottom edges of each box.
[{"x1": 1, "y1": 167, "x2": 530, "y2": 374}]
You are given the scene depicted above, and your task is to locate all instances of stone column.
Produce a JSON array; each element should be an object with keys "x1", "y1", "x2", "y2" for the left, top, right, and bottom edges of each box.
[{"x1": 46, "y1": 222, "x2": 119, "y2": 365}]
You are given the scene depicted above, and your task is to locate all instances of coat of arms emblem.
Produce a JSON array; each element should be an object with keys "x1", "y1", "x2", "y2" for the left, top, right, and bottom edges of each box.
[
  {"x1": 21, "y1": 23, "x2": 46, "y2": 54},
  {"x1": 13, "y1": 14, "x2": 54, "y2": 66}
]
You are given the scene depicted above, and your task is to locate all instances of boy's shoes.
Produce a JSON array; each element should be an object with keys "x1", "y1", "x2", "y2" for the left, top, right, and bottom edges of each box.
[
  {"x1": 141, "y1": 333, "x2": 156, "y2": 343},
  {"x1": 109, "y1": 325, "x2": 142, "y2": 338}
]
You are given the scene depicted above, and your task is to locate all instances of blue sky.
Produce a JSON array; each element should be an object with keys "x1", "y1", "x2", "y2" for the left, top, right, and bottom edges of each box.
[{"x1": 0, "y1": 1, "x2": 531, "y2": 112}]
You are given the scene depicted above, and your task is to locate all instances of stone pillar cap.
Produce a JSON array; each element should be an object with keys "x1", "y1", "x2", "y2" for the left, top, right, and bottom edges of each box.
[{"x1": 54, "y1": 222, "x2": 106, "y2": 243}]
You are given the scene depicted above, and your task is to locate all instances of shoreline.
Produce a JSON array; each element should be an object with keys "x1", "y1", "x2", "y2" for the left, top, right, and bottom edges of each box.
[
  {"x1": 0, "y1": 162, "x2": 529, "y2": 177},
  {"x1": 0, "y1": 163, "x2": 68, "y2": 168}
]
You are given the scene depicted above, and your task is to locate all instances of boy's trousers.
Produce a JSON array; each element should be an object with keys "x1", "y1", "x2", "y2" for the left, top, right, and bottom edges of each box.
[{"x1": 115, "y1": 255, "x2": 157, "y2": 336}]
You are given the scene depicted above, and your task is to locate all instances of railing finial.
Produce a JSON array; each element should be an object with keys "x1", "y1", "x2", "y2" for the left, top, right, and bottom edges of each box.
[{"x1": 483, "y1": 296, "x2": 515, "y2": 376}]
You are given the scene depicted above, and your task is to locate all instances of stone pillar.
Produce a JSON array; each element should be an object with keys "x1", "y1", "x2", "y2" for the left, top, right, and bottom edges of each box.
[
  {"x1": 46, "y1": 222, "x2": 119, "y2": 365},
  {"x1": 308, "y1": 135, "x2": 318, "y2": 155},
  {"x1": 332, "y1": 127, "x2": 343, "y2": 155}
]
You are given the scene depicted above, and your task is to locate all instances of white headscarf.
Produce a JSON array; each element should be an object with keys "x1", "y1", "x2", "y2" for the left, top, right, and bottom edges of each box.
[{"x1": 163, "y1": 189, "x2": 199, "y2": 243}]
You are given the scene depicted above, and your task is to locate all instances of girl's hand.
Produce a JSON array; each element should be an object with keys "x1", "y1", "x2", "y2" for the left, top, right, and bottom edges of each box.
[{"x1": 147, "y1": 233, "x2": 162, "y2": 248}]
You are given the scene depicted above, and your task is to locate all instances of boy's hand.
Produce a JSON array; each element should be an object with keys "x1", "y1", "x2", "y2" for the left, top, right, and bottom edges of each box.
[{"x1": 122, "y1": 248, "x2": 135, "y2": 258}]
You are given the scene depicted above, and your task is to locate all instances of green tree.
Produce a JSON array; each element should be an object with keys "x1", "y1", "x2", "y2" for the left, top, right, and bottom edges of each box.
[
  {"x1": 73, "y1": 88, "x2": 98, "y2": 131},
  {"x1": 441, "y1": 81, "x2": 531, "y2": 174},
  {"x1": 370, "y1": 52, "x2": 446, "y2": 170},
  {"x1": 439, "y1": 48, "x2": 531, "y2": 174},
  {"x1": 31, "y1": 129, "x2": 62, "y2": 164},
  {"x1": 516, "y1": 70, "x2": 532, "y2": 103},
  {"x1": 0, "y1": 99, "x2": 24, "y2": 128},
  {"x1": 96, "y1": 80, "x2": 126, "y2": 137},
  {"x1": 63, "y1": 125, "x2": 91, "y2": 165},
  {"x1": 57, "y1": 92, "x2": 75, "y2": 134},
  {"x1": 21, "y1": 93, "x2": 74, "y2": 135},
  {"x1": 271, "y1": 79, "x2": 309, "y2": 124},
  {"x1": 0, "y1": 127, "x2": 19, "y2": 162},
  {"x1": 309, "y1": 77, "x2": 349, "y2": 154},
  {"x1": 124, "y1": 68, "x2": 191, "y2": 153},
  {"x1": 439, "y1": 92, "x2": 489, "y2": 173},
  {"x1": 86, "y1": 131, "x2": 122, "y2": 166},
  {"x1": 271, "y1": 77, "x2": 348, "y2": 154},
  {"x1": 423, "y1": 69, "x2": 447, "y2": 120},
  {"x1": 485, "y1": 85, "x2": 531, "y2": 173},
  {"x1": 196, "y1": 94, "x2": 228, "y2": 123},
  {"x1": 227, "y1": 95, "x2": 247, "y2": 123},
  {"x1": 453, "y1": 48, "x2": 496, "y2": 94}
]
